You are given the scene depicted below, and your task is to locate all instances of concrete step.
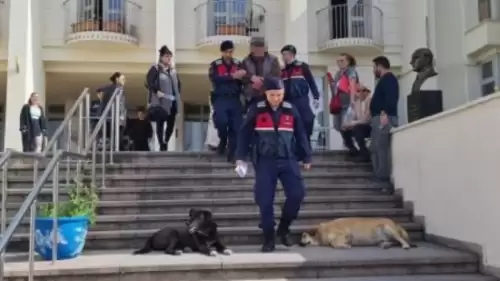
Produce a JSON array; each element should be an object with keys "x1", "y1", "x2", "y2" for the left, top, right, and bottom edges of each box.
[
  {"x1": 10, "y1": 208, "x2": 413, "y2": 232},
  {"x1": 6, "y1": 223, "x2": 424, "y2": 251},
  {"x1": 5, "y1": 161, "x2": 372, "y2": 177},
  {"x1": 5, "y1": 195, "x2": 402, "y2": 216},
  {"x1": 2, "y1": 243, "x2": 482, "y2": 280},
  {"x1": 3, "y1": 172, "x2": 375, "y2": 188},
  {"x1": 108, "y1": 150, "x2": 351, "y2": 164},
  {"x1": 238, "y1": 276, "x2": 497, "y2": 281},
  {"x1": 4, "y1": 183, "x2": 390, "y2": 202}
]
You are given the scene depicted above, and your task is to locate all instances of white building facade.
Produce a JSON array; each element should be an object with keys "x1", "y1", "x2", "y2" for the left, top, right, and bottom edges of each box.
[{"x1": 0, "y1": 0, "x2": 495, "y2": 151}]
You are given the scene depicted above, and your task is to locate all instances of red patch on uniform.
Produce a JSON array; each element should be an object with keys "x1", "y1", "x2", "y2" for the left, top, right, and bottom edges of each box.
[
  {"x1": 255, "y1": 112, "x2": 274, "y2": 130},
  {"x1": 216, "y1": 64, "x2": 238, "y2": 76},
  {"x1": 217, "y1": 64, "x2": 228, "y2": 76},
  {"x1": 278, "y1": 114, "x2": 294, "y2": 131},
  {"x1": 290, "y1": 67, "x2": 303, "y2": 76}
]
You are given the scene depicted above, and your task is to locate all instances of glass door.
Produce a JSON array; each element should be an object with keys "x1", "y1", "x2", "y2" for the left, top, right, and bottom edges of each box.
[
  {"x1": 183, "y1": 119, "x2": 208, "y2": 152},
  {"x1": 348, "y1": 0, "x2": 368, "y2": 37},
  {"x1": 183, "y1": 103, "x2": 210, "y2": 152}
]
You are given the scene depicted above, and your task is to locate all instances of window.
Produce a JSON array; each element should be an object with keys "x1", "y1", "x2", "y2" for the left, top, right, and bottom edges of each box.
[
  {"x1": 78, "y1": 0, "x2": 95, "y2": 20},
  {"x1": 482, "y1": 81, "x2": 495, "y2": 96},
  {"x1": 213, "y1": 0, "x2": 248, "y2": 27},
  {"x1": 480, "y1": 60, "x2": 496, "y2": 96},
  {"x1": 478, "y1": 0, "x2": 491, "y2": 21},
  {"x1": 106, "y1": 0, "x2": 124, "y2": 22}
]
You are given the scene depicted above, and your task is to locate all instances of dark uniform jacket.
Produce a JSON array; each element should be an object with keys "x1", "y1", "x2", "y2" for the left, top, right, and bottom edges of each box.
[
  {"x1": 235, "y1": 101, "x2": 312, "y2": 163},
  {"x1": 281, "y1": 60, "x2": 320, "y2": 100},
  {"x1": 208, "y1": 58, "x2": 243, "y2": 101}
]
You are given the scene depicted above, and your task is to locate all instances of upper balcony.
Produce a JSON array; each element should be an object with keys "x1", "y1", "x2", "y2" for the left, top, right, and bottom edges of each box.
[
  {"x1": 464, "y1": 0, "x2": 500, "y2": 60},
  {"x1": 194, "y1": 0, "x2": 266, "y2": 51},
  {"x1": 316, "y1": 3, "x2": 383, "y2": 55},
  {"x1": 62, "y1": 0, "x2": 142, "y2": 47}
]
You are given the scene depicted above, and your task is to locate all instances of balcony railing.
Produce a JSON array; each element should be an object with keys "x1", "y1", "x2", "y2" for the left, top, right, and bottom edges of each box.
[
  {"x1": 316, "y1": 3, "x2": 383, "y2": 50},
  {"x1": 63, "y1": 0, "x2": 141, "y2": 45},
  {"x1": 194, "y1": 0, "x2": 266, "y2": 46}
]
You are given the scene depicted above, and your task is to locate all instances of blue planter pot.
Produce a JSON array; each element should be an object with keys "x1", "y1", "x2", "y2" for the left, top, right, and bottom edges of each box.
[{"x1": 34, "y1": 216, "x2": 89, "y2": 261}]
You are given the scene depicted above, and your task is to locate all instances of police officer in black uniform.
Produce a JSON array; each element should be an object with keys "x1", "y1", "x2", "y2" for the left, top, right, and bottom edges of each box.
[
  {"x1": 235, "y1": 77, "x2": 312, "y2": 252},
  {"x1": 281, "y1": 45, "x2": 320, "y2": 143},
  {"x1": 208, "y1": 40, "x2": 246, "y2": 161}
]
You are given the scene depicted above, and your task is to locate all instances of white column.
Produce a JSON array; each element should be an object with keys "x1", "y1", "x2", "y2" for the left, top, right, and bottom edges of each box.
[
  {"x1": 3, "y1": 0, "x2": 45, "y2": 151},
  {"x1": 152, "y1": 0, "x2": 178, "y2": 151},
  {"x1": 284, "y1": 0, "x2": 309, "y2": 61}
]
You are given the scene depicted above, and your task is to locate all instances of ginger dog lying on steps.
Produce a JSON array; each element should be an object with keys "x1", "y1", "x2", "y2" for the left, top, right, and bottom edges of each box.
[{"x1": 299, "y1": 218, "x2": 416, "y2": 249}]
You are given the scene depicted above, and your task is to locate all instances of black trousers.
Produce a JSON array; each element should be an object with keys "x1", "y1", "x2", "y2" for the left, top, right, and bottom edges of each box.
[
  {"x1": 341, "y1": 123, "x2": 371, "y2": 155},
  {"x1": 156, "y1": 115, "x2": 176, "y2": 151}
]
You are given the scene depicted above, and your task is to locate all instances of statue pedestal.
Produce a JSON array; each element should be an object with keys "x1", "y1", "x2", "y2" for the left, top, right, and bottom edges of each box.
[{"x1": 407, "y1": 90, "x2": 443, "y2": 123}]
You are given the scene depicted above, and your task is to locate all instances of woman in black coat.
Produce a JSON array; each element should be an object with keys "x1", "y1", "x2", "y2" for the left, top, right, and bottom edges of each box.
[{"x1": 20, "y1": 92, "x2": 47, "y2": 152}]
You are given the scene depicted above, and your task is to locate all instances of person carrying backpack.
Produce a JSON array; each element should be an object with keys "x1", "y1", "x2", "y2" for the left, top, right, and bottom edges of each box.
[
  {"x1": 145, "y1": 45, "x2": 181, "y2": 151},
  {"x1": 327, "y1": 53, "x2": 360, "y2": 158}
]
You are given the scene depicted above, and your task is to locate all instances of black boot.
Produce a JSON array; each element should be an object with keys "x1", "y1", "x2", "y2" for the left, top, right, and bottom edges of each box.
[
  {"x1": 159, "y1": 143, "x2": 167, "y2": 151},
  {"x1": 261, "y1": 231, "x2": 276, "y2": 253},
  {"x1": 216, "y1": 142, "x2": 226, "y2": 156},
  {"x1": 277, "y1": 218, "x2": 293, "y2": 247}
]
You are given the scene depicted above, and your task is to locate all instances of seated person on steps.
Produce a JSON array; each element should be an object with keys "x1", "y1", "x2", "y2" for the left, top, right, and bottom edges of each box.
[{"x1": 342, "y1": 86, "x2": 372, "y2": 163}]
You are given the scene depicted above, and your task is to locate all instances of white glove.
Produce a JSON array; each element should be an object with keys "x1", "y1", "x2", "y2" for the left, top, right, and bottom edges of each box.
[
  {"x1": 157, "y1": 92, "x2": 165, "y2": 98},
  {"x1": 313, "y1": 99, "x2": 320, "y2": 109}
]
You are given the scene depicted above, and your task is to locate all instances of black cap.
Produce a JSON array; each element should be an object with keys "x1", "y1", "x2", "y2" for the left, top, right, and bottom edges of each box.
[
  {"x1": 281, "y1": 44, "x2": 297, "y2": 55},
  {"x1": 263, "y1": 77, "x2": 284, "y2": 91},
  {"x1": 220, "y1": 40, "x2": 234, "y2": 52},
  {"x1": 159, "y1": 45, "x2": 172, "y2": 56}
]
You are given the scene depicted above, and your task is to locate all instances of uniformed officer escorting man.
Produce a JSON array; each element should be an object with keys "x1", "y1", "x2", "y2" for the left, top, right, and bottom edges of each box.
[
  {"x1": 209, "y1": 40, "x2": 246, "y2": 162},
  {"x1": 281, "y1": 45, "x2": 321, "y2": 143},
  {"x1": 235, "y1": 77, "x2": 312, "y2": 253}
]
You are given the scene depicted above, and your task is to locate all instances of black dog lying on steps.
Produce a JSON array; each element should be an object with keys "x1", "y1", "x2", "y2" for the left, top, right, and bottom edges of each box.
[{"x1": 132, "y1": 208, "x2": 232, "y2": 256}]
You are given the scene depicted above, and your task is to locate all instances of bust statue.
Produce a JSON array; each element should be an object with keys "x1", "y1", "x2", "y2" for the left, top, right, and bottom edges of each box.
[{"x1": 410, "y1": 48, "x2": 438, "y2": 93}]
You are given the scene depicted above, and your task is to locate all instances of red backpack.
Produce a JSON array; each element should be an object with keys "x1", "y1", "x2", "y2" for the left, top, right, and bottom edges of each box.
[
  {"x1": 327, "y1": 71, "x2": 358, "y2": 115},
  {"x1": 327, "y1": 72, "x2": 342, "y2": 114}
]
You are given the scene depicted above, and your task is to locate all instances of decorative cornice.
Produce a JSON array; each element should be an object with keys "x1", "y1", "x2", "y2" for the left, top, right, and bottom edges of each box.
[{"x1": 65, "y1": 31, "x2": 139, "y2": 46}]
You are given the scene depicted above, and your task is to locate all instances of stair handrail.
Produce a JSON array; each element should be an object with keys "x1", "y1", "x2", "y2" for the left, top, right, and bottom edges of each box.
[
  {"x1": 0, "y1": 87, "x2": 122, "y2": 281},
  {"x1": 0, "y1": 150, "x2": 86, "y2": 281},
  {"x1": 43, "y1": 88, "x2": 91, "y2": 155},
  {"x1": 80, "y1": 87, "x2": 122, "y2": 187}
]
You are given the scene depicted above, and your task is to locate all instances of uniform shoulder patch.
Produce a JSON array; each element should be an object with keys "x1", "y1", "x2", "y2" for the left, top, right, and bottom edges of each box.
[
  {"x1": 214, "y1": 59, "x2": 223, "y2": 65},
  {"x1": 282, "y1": 101, "x2": 292, "y2": 108},
  {"x1": 232, "y1": 58, "x2": 241, "y2": 64},
  {"x1": 294, "y1": 60, "x2": 303, "y2": 66},
  {"x1": 257, "y1": 101, "x2": 266, "y2": 108}
]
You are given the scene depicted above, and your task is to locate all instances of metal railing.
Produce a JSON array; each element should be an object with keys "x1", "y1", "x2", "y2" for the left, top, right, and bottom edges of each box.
[
  {"x1": 0, "y1": 87, "x2": 123, "y2": 281},
  {"x1": 194, "y1": 0, "x2": 266, "y2": 44},
  {"x1": 316, "y1": 3, "x2": 383, "y2": 48},
  {"x1": 63, "y1": 0, "x2": 142, "y2": 40}
]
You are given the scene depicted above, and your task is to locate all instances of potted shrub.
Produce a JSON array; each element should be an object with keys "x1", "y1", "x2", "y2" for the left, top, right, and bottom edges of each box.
[{"x1": 35, "y1": 181, "x2": 98, "y2": 260}]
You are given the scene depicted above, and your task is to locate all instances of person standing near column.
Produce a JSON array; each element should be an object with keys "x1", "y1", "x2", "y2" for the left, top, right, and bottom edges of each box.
[
  {"x1": 146, "y1": 45, "x2": 181, "y2": 151},
  {"x1": 280, "y1": 45, "x2": 320, "y2": 144},
  {"x1": 19, "y1": 92, "x2": 47, "y2": 152},
  {"x1": 208, "y1": 40, "x2": 245, "y2": 162},
  {"x1": 235, "y1": 77, "x2": 312, "y2": 253},
  {"x1": 370, "y1": 56, "x2": 399, "y2": 184}
]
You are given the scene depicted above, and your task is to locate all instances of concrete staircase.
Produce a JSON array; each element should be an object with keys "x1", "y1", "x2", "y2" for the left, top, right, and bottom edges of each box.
[{"x1": 1, "y1": 151, "x2": 496, "y2": 281}]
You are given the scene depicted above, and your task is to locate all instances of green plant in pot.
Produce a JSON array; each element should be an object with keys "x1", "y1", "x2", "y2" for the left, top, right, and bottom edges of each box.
[{"x1": 35, "y1": 181, "x2": 99, "y2": 260}]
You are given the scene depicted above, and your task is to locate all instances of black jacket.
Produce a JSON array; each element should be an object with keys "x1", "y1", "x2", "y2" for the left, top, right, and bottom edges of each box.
[{"x1": 19, "y1": 104, "x2": 47, "y2": 152}]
